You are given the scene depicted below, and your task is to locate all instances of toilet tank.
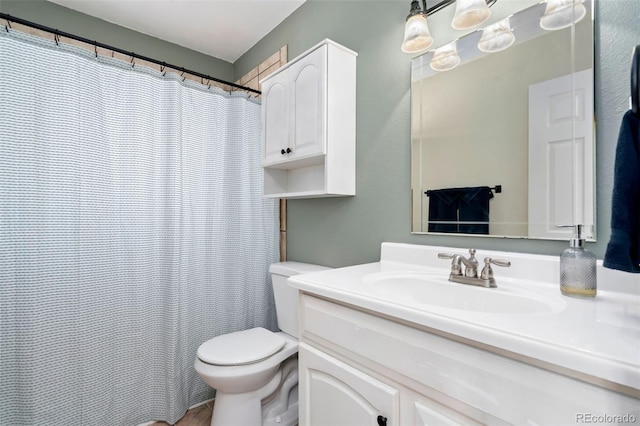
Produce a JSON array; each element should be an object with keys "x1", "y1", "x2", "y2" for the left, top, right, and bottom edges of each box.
[{"x1": 269, "y1": 261, "x2": 331, "y2": 337}]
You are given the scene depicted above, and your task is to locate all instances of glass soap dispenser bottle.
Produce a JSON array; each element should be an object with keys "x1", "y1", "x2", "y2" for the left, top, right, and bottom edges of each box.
[{"x1": 560, "y1": 225, "x2": 597, "y2": 297}]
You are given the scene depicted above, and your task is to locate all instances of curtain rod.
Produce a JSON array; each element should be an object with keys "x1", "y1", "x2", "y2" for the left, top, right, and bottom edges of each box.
[{"x1": 0, "y1": 13, "x2": 261, "y2": 95}]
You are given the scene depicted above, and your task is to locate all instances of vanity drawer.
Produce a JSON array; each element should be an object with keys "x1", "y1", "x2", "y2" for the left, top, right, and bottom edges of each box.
[{"x1": 299, "y1": 293, "x2": 640, "y2": 425}]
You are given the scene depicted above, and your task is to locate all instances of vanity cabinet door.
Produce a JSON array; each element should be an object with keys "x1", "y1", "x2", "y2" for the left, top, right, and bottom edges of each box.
[
  {"x1": 403, "y1": 390, "x2": 491, "y2": 426},
  {"x1": 299, "y1": 342, "x2": 399, "y2": 426}
]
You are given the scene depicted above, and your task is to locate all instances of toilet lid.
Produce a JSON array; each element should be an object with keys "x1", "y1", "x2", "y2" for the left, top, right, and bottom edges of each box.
[{"x1": 197, "y1": 327, "x2": 286, "y2": 366}]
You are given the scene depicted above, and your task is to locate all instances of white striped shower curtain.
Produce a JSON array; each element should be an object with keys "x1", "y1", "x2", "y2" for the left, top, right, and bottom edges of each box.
[{"x1": 0, "y1": 29, "x2": 279, "y2": 425}]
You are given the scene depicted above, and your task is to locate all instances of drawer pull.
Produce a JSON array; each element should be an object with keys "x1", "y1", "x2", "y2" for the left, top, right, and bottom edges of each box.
[{"x1": 377, "y1": 415, "x2": 387, "y2": 426}]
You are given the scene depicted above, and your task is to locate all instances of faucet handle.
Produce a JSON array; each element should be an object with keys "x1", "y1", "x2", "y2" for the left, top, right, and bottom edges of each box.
[
  {"x1": 437, "y1": 253, "x2": 456, "y2": 259},
  {"x1": 437, "y1": 253, "x2": 463, "y2": 276},
  {"x1": 489, "y1": 258, "x2": 511, "y2": 268},
  {"x1": 480, "y1": 257, "x2": 511, "y2": 280}
]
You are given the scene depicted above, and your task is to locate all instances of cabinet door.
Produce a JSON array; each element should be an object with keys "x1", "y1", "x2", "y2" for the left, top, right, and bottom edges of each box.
[
  {"x1": 262, "y1": 71, "x2": 289, "y2": 165},
  {"x1": 299, "y1": 343, "x2": 399, "y2": 426},
  {"x1": 289, "y1": 44, "x2": 327, "y2": 160},
  {"x1": 403, "y1": 391, "x2": 488, "y2": 426}
]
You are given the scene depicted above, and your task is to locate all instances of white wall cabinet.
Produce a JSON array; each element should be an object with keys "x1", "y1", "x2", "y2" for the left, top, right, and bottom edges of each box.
[
  {"x1": 297, "y1": 294, "x2": 639, "y2": 426},
  {"x1": 260, "y1": 39, "x2": 357, "y2": 198}
]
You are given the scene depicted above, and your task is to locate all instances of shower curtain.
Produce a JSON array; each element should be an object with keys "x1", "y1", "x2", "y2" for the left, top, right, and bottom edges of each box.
[{"x1": 0, "y1": 30, "x2": 279, "y2": 425}]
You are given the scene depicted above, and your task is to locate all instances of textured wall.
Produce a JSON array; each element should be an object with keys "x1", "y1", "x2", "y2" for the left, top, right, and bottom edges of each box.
[
  {"x1": 2, "y1": 0, "x2": 638, "y2": 267},
  {"x1": 236, "y1": 0, "x2": 640, "y2": 267}
]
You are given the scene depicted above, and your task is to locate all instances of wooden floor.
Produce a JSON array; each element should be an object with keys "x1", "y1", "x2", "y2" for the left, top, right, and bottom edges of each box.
[{"x1": 152, "y1": 401, "x2": 213, "y2": 426}]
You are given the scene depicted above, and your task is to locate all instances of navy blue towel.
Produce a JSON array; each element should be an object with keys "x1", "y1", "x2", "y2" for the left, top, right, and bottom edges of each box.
[
  {"x1": 459, "y1": 186, "x2": 493, "y2": 234},
  {"x1": 427, "y1": 186, "x2": 493, "y2": 234},
  {"x1": 603, "y1": 110, "x2": 640, "y2": 273},
  {"x1": 427, "y1": 188, "x2": 460, "y2": 233}
]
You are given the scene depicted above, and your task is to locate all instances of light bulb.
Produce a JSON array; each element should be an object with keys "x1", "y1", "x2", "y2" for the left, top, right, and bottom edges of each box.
[
  {"x1": 478, "y1": 17, "x2": 515, "y2": 53},
  {"x1": 430, "y1": 42, "x2": 461, "y2": 72},
  {"x1": 451, "y1": 0, "x2": 491, "y2": 30},
  {"x1": 540, "y1": 0, "x2": 587, "y2": 31},
  {"x1": 402, "y1": 13, "x2": 434, "y2": 53}
]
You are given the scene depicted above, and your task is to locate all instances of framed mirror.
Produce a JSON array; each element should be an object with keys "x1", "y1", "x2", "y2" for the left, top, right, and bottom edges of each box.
[{"x1": 410, "y1": 0, "x2": 595, "y2": 240}]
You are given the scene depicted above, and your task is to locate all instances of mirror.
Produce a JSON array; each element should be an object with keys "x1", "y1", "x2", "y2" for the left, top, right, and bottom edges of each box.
[{"x1": 411, "y1": 0, "x2": 595, "y2": 240}]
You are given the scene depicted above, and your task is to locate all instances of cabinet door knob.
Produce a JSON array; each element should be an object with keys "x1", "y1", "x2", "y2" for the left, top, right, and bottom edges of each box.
[
  {"x1": 377, "y1": 415, "x2": 387, "y2": 426},
  {"x1": 280, "y1": 149, "x2": 286, "y2": 155},
  {"x1": 286, "y1": 147, "x2": 292, "y2": 153}
]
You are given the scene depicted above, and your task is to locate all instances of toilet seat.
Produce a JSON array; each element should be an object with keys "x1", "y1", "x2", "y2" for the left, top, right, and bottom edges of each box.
[{"x1": 197, "y1": 327, "x2": 285, "y2": 366}]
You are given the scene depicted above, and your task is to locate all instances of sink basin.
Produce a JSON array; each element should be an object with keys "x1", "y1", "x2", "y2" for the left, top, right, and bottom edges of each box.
[{"x1": 363, "y1": 271, "x2": 564, "y2": 315}]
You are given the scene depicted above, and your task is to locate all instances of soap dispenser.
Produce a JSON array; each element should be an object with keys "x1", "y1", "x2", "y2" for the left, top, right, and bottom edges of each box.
[{"x1": 560, "y1": 225, "x2": 597, "y2": 297}]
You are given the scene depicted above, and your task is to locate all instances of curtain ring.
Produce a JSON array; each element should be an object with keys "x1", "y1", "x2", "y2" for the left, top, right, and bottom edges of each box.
[
  {"x1": 130, "y1": 54, "x2": 135, "y2": 68},
  {"x1": 180, "y1": 69, "x2": 186, "y2": 82},
  {"x1": 5, "y1": 19, "x2": 11, "y2": 32},
  {"x1": 207, "y1": 79, "x2": 211, "y2": 90},
  {"x1": 94, "y1": 42, "x2": 98, "y2": 58},
  {"x1": 54, "y1": 33, "x2": 60, "y2": 46}
]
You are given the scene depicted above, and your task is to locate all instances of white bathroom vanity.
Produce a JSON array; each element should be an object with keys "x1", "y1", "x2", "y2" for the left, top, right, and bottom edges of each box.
[{"x1": 288, "y1": 243, "x2": 640, "y2": 425}]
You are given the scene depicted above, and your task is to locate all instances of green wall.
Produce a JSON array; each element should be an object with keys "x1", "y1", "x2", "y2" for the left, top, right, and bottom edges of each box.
[
  {"x1": 2, "y1": 0, "x2": 637, "y2": 268},
  {"x1": 236, "y1": 0, "x2": 640, "y2": 267},
  {"x1": 0, "y1": 0, "x2": 234, "y2": 81}
]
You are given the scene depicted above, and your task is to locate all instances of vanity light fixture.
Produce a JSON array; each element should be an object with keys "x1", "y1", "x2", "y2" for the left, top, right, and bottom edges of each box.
[
  {"x1": 477, "y1": 17, "x2": 515, "y2": 53},
  {"x1": 539, "y1": 0, "x2": 586, "y2": 30},
  {"x1": 401, "y1": 0, "x2": 497, "y2": 55},
  {"x1": 430, "y1": 41, "x2": 461, "y2": 71}
]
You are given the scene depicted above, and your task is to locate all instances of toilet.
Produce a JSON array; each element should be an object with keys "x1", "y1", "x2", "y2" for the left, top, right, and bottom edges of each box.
[{"x1": 194, "y1": 261, "x2": 330, "y2": 426}]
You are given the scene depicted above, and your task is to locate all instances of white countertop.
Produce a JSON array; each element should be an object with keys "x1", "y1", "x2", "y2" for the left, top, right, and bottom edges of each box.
[{"x1": 288, "y1": 243, "x2": 640, "y2": 391}]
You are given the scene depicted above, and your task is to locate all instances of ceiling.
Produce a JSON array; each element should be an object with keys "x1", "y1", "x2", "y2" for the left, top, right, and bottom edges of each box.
[{"x1": 46, "y1": 0, "x2": 306, "y2": 63}]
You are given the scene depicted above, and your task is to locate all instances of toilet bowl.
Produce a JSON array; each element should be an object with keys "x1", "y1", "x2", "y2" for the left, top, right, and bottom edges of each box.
[
  {"x1": 194, "y1": 262, "x2": 330, "y2": 426},
  {"x1": 194, "y1": 328, "x2": 299, "y2": 426}
]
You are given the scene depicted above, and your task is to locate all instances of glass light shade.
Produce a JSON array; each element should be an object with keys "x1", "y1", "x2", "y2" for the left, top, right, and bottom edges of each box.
[
  {"x1": 540, "y1": 0, "x2": 586, "y2": 30},
  {"x1": 402, "y1": 13, "x2": 434, "y2": 53},
  {"x1": 430, "y1": 42, "x2": 461, "y2": 72},
  {"x1": 477, "y1": 18, "x2": 515, "y2": 53},
  {"x1": 451, "y1": 0, "x2": 491, "y2": 30}
]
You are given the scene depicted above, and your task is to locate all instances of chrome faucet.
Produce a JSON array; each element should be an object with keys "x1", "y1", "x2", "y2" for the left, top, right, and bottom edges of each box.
[{"x1": 438, "y1": 249, "x2": 511, "y2": 288}]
